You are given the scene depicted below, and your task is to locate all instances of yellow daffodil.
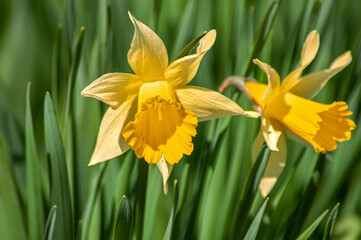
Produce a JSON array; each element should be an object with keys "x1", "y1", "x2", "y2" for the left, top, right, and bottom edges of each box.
[
  {"x1": 81, "y1": 12, "x2": 259, "y2": 193},
  {"x1": 221, "y1": 30, "x2": 355, "y2": 197}
]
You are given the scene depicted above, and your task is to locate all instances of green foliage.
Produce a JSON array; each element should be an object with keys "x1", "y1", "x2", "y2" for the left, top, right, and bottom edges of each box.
[{"x1": 1, "y1": 0, "x2": 361, "y2": 239}]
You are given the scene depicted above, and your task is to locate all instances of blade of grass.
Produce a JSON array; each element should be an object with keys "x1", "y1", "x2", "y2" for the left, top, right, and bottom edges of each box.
[
  {"x1": 26, "y1": 82, "x2": 45, "y2": 240},
  {"x1": 323, "y1": 203, "x2": 340, "y2": 240},
  {"x1": 0, "y1": 124, "x2": 26, "y2": 240},
  {"x1": 244, "y1": 198, "x2": 269, "y2": 240},
  {"x1": 114, "y1": 196, "x2": 133, "y2": 240},
  {"x1": 43, "y1": 205, "x2": 57, "y2": 240},
  {"x1": 64, "y1": 27, "x2": 85, "y2": 124},
  {"x1": 244, "y1": 0, "x2": 280, "y2": 77},
  {"x1": 81, "y1": 162, "x2": 108, "y2": 240},
  {"x1": 296, "y1": 210, "x2": 329, "y2": 240},
  {"x1": 44, "y1": 92, "x2": 74, "y2": 240},
  {"x1": 229, "y1": 144, "x2": 270, "y2": 238},
  {"x1": 163, "y1": 180, "x2": 179, "y2": 240},
  {"x1": 173, "y1": 31, "x2": 207, "y2": 61}
]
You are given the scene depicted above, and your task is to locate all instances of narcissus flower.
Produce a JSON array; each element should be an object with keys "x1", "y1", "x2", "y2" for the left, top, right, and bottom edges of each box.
[
  {"x1": 82, "y1": 12, "x2": 259, "y2": 193},
  {"x1": 221, "y1": 30, "x2": 355, "y2": 197}
]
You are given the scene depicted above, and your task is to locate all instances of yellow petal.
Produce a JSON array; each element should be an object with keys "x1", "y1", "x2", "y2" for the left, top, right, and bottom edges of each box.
[
  {"x1": 81, "y1": 73, "x2": 141, "y2": 109},
  {"x1": 176, "y1": 86, "x2": 260, "y2": 122},
  {"x1": 244, "y1": 82, "x2": 268, "y2": 109},
  {"x1": 281, "y1": 31, "x2": 320, "y2": 91},
  {"x1": 253, "y1": 59, "x2": 280, "y2": 102},
  {"x1": 290, "y1": 51, "x2": 352, "y2": 99},
  {"x1": 301, "y1": 30, "x2": 320, "y2": 66},
  {"x1": 165, "y1": 30, "x2": 216, "y2": 88},
  {"x1": 157, "y1": 155, "x2": 173, "y2": 195},
  {"x1": 127, "y1": 12, "x2": 168, "y2": 81},
  {"x1": 259, "y1": 133, "x2": 286, "y2": 197},
  {"x1": 88, "y1": 97, "x2": 138, "y2": 166},
  {"x1": 251, "y1": 128, "x2": 265, "y2": 161},
  {"x1": 122, "y1": 81, "x2": 198, "y2": 165},
  {"x1": 266, "y1": 90, "x2": 356, "y2": 153},
  {"x1": 261, "y1": 116, "x2": 282, "y2": 151}
]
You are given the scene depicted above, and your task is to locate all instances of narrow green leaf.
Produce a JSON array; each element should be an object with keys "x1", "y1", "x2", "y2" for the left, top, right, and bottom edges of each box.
[
  {"x1": 43, "y1": 205, "x2": 57, "y2": 240},
  {"x1": 242, "y1": 144, "x2": 271, "y2": 199},
  {"x1": 64, "y1": 27, "x2": 85, "y2": 123},
  {"x1": 323, "y1": 203, "x2": 340, "y2": 240},
  {"x1": 114, "y1": 196, "x2": 133, "y2": 240},
  {"x1": 244, "y1": 0, "x2": 280, "y2": 76},
  {"x1": 230, "y1": 144, "x2": 270, "y2": 238},
  {"x1": 163, "y1": 180, "x2": 180, "y2": 240},
  {"x1": 26, "y1": 82, "x2": 45, "y2": 240},
  {"x1": 171, "y1": 0, "x2": 196, "y2": 60},
  {"x1": 0, "y1": 125, "x2": 26, "y2": 240},
  {"x1": 44, "y1": 92, "x2": 73, "y2": 240},
  {"x1": 81, "y1": 162, "x2": 108, "y2": 240},
  {"x1": 51, "y1": 24, "x2": 63, "y2": 108},
  {"x1": 296, "y1": 210, "x2": 329, "y2": 240},
  {"x1": 174, "y1": 31, "x2": 207, "y2": 61},
  {"x1": 244, "y1": 198, "x2": 269, "y2": 240}
]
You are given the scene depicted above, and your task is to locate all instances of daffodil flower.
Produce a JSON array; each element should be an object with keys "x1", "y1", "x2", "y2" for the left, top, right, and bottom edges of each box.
[
  {"x1": 81, "y1": 12, "x2": 259, "y2": 193},
  {"x1": 221, "y1": 30, "x2": 355, "y2": 197}
]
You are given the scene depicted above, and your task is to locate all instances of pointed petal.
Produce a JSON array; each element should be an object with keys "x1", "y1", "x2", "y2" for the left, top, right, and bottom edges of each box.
[
  {"x1": 290, "y1": 51, "x2": 352, "y2": 99},
  {"x1": 251, "y1": 128, "x2": 265, "y2": 161},
  {"x1": 165, "y1": 30, "x2": 216, "y2": 88},
  {"x1": 253, "y1": 59, "x2": 280, "y2": 102},
  {"x1": 176, "y1": 86, "x2": 260, "y2": 122},
  {"x1": 88, "y1": 97, "x2": 138, "y2": 165},
  {"x1": 281, "y1": 31, "x2": 320, "y2": 91},
  {"x1": 81, "y1": 73, "x2": 141, "y2": 109},
  {"x1": 157, "y1": 155, "x2": 174, "y2": 195},
  {"x1": 259, "y1": 133, "x2": 286, "y2": 197},
  {"x1": 261, "y1": 116, "x2": 282, "y2": 151},
  {"x1": 301, "y1": 30, "x2": 320, "y2": 66},
  {"x1": 127, "y1": 12, "x2": 168, "y2": 80}
]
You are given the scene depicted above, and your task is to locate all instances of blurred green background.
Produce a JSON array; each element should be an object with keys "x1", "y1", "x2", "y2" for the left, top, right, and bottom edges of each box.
[{"x1": 1, "y1": 0, "x2": 361, "y2": 239}]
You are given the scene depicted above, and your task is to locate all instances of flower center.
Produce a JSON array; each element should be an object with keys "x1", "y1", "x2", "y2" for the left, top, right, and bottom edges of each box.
[{"x1": 122, "y1": 81, "x2": 198, "y2": 164}]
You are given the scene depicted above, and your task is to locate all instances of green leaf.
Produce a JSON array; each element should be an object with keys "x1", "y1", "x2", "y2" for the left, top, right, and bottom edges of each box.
[
  {"x1": 26, "y1": 82, "x2": 45, "y2": 240},
  {"x1": 323, "y1": 203, "x2": 340, "y2": 240},
  {"x1": 64, "y1": 27, "x2": 85, "y2": 123},
  {"x1": 81, "y1": 162, "x2": 108, "y2": 240},
  {"x1": 173, "y1": 31, "x2": 207, "y2": 61},
  {"x1": 163, "y1": 180, "x2": 180, "y2": 240},
  {"x1": 230, "y1": 144, "x2": 270, "y2": 238},
  {"x1": 244, "y1": 198, "x2": 269, "y2": 240},
  {"x1": 44, "y1": 92, "x2": 74, "y2": 240},
  {"x1": 296, "y1": 210, "x2": 329, "y2": 240},
  {"x1": 244, "y1": 0, "x2": 280, "y2": 76},
  {"x1": 114, "y1": 196, "x2": 133, "y2": 240},
  {"x1": 43, "y1": 205, "x2": 57, "y2": 240},
  {"x1": 51, "y1": 24, "x2": 63, "y2": 108},
  {"x1": 0, "y1": 123, "x2": 26, "y2": 240}
]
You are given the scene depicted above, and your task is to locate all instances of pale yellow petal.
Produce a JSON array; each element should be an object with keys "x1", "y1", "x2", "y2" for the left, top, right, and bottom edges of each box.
[
  {"x1": 127, "y1": 12, "x2": 168, "y2": 80},
  {"x1": 165, "y1": 30, "x2": 216, "y2": 88},
  {"x1": 261, "y1": 116, "x2": 282, "y2": 151},
  {"x1": 251, "y1": 128, "x2": 265, "y2": 162},
  {"x1": 157, "y1": 155, "x2": 174, "y2": 195},
  {"x1": 281, "y1": 31, "x2": 320, "y2": 91},
  {"x1": 88, "y1": 97, "x2": 138, "y2": 166},
  {"x1": 259, "y1": 133, "x2": 286, "y2": 197},
  {"x1": 176, "y1": 86, "x2": 260, "y2": 122},
  {"x1": 81, "y1": 73, "x2": 141, "y2": 109},
  {"x1": 253, "y1": 59, "x2": 280, "y2": 102},
  {"x1": 301, "y1": 30, "x2": 320, "y2": 66},
  {"x1": 290, "y1": 51, "x2": 352, "y2": 99}
]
